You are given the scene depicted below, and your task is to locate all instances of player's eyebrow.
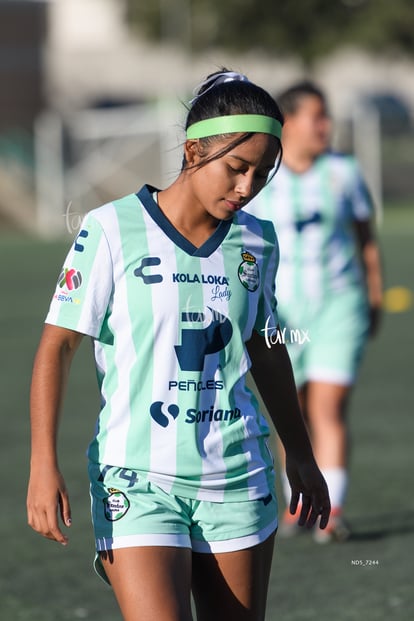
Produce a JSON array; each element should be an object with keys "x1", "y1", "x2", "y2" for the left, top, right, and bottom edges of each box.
[{"x1": 228, "y1": 155, "x2": 252, "y2": 165}]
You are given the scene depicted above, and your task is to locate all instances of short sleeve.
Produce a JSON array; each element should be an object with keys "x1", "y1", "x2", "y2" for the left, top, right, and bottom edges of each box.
[
  {"x1": 347, "y1": 158, "x2": 374, "y2": 221},
  {"x1": 254, "y1": 226, "x2": 279, "y2": 336},
  {"x1": 45, "y1": 212, "x2": 113, "y2": 338}
]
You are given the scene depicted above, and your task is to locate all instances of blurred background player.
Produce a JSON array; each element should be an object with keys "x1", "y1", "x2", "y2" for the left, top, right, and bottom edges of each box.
[{"x1": 246, "y1": 81, "x2": 383, "y2": 542}]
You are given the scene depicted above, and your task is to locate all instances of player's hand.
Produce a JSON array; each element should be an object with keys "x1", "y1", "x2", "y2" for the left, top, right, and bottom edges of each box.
[
  {"x1": 285, "y1": 456, "x2": 331, "y2": 530},
  {"x1": 369, "y1": 305, "x2": 382, "y2": 338},
  {"x1": 27, "y1": 467, "x2": 72, "y2": 545}
]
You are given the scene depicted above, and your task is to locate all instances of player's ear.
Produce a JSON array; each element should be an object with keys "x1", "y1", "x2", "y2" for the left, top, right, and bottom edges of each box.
[{"x1": 184, "y1": 139, "x2": 203, "y2": 167}]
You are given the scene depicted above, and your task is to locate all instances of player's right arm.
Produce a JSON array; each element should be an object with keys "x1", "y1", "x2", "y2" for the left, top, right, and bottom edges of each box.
[
  {"x1": 354, "y1": 219, "x2": 383, "y2": 337},
  {"x1": 348, "y1": 157, "x2": 383, "y2": 337},
  {"x1": 27, "y1": 324, "x2": 83, "y2": 545}
]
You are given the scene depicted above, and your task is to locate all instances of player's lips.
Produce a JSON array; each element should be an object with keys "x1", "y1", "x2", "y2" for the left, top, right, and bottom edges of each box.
[{"x1": 224, "y1": 199, "x2": 243, "y2": 211}]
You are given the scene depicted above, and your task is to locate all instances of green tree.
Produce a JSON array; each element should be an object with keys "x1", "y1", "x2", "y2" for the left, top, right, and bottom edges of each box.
[{"x1": 127, "y1": 0, "x2": 414, "y2": 63}]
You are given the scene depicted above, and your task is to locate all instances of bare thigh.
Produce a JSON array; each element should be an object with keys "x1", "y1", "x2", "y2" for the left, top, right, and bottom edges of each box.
[
  {"x1": 306, "y1": 381, "x2": 351, "y2": 467},
  {"x1": 99, "y1": 546, "x2": 193, "y2": 621},
  {"x1": 191, "y1": 533, "x2": 275, "y2": 621}
]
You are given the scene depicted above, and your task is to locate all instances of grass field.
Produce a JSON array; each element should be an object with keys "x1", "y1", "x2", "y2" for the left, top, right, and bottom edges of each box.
[{"x1": 0, "y1": 205, "x2": 413, "y2": 620}]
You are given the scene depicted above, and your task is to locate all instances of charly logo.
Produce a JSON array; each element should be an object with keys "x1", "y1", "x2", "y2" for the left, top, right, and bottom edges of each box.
[
  {"x1": 294, "y1": 211, "x2": 322, "y2": 232},
  {"x1": 74, "y1": 229, "x2": 89, "y2": 252},
  {"x1": 103, "y1": 488, "x2": 130, "y2": 521},
  {"x1": 134, "y1": 257, "x2": 163, "y2": 284},
  {"x1": 58, "y1": 267, "x2": 83, "y2": 290},
  {"x1": 238, "y1": 251, "x2": 259, "y2": 292}
]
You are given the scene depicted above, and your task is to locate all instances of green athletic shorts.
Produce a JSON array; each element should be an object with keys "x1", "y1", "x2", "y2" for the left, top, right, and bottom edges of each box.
[
  {"x1": 89, "y1": 463, "x2": 278, "y2": 584},
  {"x1": 278, "y1": 287, "x2": 370, "y2": 387}
]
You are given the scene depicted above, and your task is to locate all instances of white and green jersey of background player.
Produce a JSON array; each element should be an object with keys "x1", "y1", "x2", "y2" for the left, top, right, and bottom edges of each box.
[
  {"x1": 46, "y1": 185, "x2": 279, "y2": 503},
  {"x1": 246, "y1": 153, "x2": 374, "y2": 307}
]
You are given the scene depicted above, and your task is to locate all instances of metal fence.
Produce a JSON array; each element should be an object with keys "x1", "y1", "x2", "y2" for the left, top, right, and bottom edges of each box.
[
  {"x1": 34, "y1": 100, "x2": 184, "y2": 237},
  {"x1": 0, "y1": 100, "x2": 412, "y2": 237}
]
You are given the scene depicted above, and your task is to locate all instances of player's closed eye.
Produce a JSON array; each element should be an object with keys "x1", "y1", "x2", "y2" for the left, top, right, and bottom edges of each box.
[
  {"x1": 227, "y1": 164, "x2": 248, "y2": 175},
  {"x1": 226, "y1": 164, "x2": 269, "y2": 181}
]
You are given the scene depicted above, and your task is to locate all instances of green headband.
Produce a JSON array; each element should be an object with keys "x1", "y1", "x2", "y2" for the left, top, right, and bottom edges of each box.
[{"x1": 186, "y1": 114, "x2": 282, "y2": 140}]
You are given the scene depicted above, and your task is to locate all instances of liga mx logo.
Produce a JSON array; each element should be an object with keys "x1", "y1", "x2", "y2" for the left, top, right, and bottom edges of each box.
[{"x1": 58, "y1": 267, "x2": 83, "y2": 290}]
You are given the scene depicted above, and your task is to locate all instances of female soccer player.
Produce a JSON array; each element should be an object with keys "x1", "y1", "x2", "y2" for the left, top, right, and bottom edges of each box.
[
  {"x1": 27, "y1": 71, "x2": 330, "y2": 621},
  {"x1": 247, "y1": 81, "x2": 383, "y2": 543}
]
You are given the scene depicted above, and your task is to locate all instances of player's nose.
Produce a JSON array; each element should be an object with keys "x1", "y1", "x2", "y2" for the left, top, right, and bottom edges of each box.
[{"x1": 235, "y1": 174, "x2": 254, "y2": 199}]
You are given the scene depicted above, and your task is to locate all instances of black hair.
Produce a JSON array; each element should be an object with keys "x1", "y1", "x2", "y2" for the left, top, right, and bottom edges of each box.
[
  {"x1": 183, "y1": 68, "x2": 284, "y2": 173},
  {"x1": 276, "y1": 80, "x2": 328, "y2": 117}
]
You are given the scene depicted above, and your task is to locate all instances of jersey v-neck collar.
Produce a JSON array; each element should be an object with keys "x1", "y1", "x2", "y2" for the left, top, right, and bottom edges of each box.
[{"x1": 136, "y1": 184, "x2": 232, "y2": 258}]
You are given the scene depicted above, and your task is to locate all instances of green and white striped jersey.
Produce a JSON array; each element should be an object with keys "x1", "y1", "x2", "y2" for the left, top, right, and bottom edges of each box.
[
  {"x1": 46, "y1": 185, "x2": 279, "y2": 501},
  {"x1": 246, "y1": 153, "x2": 373, "y2": 306}
]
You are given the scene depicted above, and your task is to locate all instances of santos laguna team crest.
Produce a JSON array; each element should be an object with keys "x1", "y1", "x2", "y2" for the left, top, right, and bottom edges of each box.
[
  {"x1": 238, "y1": 251, "x2": 259, "y2": 292},
  {"x1": 103, "y1": 487, "x2": 130, "y2": 521}
]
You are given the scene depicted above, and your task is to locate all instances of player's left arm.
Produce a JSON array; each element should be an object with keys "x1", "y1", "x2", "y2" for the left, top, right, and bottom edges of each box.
[
  {"x1": 247, "y1": 332, "x2": 330, "y2": 529},
  {"x1": 354, "y1": 218, "x2": 383, "y2": 337}
]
